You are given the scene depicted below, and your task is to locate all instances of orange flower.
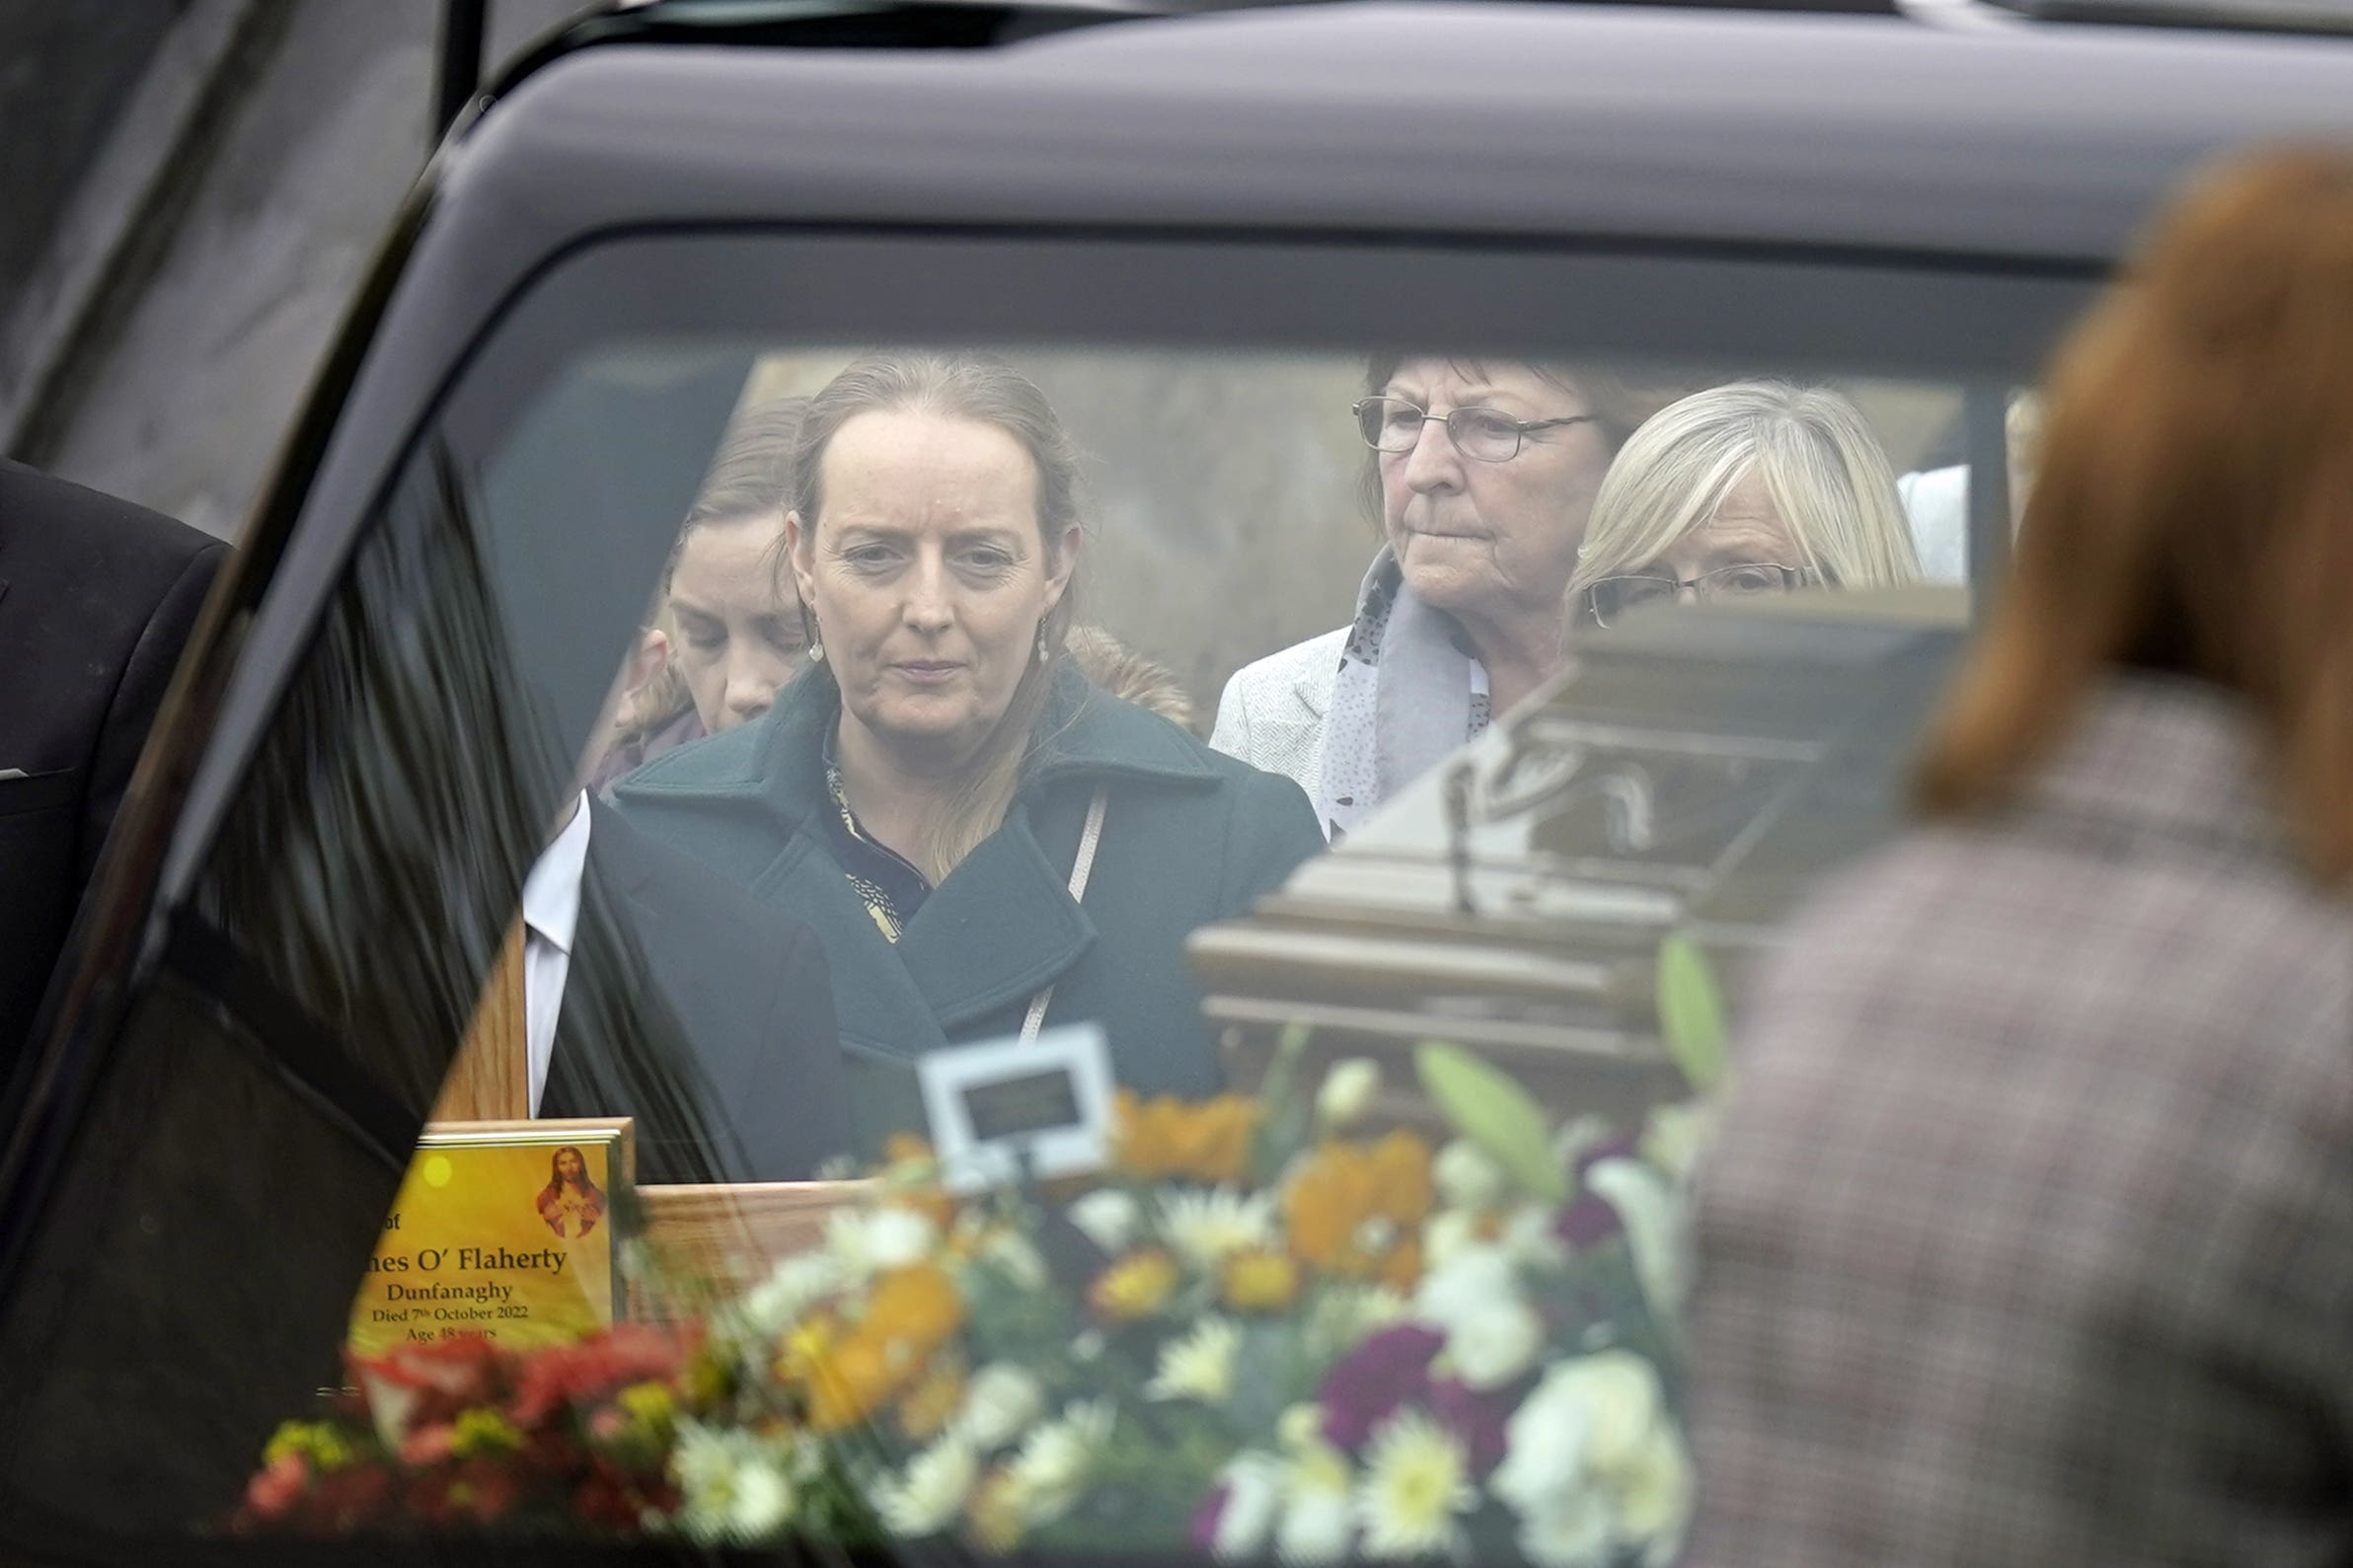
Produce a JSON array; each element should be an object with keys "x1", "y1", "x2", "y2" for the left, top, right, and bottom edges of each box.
[
  {"x1": 1115, "y1": 1090, "x2": 1260, "y2": 1184},
  {"x1": 1221, "y1": 1247, "x2": 1302, "y2": 1312},
  {"x1": 1376, "y1": 1234, "x2": 1425, "y2": 1293},
  {"x1": 1282, "y1": 1131, "x2": 1435, "y2": 1280},
  {"x1": 864, "y1": 1263, "x2": 964, "y2": 1361},
  {"x1": 1090, "y1": 1248, "x2": 1181, "y2": 1321},
  {"x1": 892, "y1": 1186, "x2": 960, "y2": 1232},
  {"x1": 801, "y1": 1326, "x2": 898, "y2": 1434},
  {"x1": 884, "y1": 1134, "x2": 936, "y2": 1165},
  {"x1": 897, "y1": 1353, "x2": 967, "y2": 1443}
]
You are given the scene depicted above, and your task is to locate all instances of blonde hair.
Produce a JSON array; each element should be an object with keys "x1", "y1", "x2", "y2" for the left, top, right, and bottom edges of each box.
[
  {"x1": 1568, "y1": 381, "x2": 1920, "y2": 613},
  {"x1": 1918, "y1": 147, "x2": 2353, "y2": 884},
  {"x1": 1063, "y1": 625, "x2": 1197, "y2": 733}
]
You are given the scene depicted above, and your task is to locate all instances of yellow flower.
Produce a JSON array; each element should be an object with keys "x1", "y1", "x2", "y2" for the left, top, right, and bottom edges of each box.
[
  {"x1": 263, "y1": 1419, "x2": 354, "y2": 1473},
  {"x1": 966, "y1": 1466, "x2": 1027, "y2": 1552},
  {"x1": 449, "y1": 1406, "x2": 524, "y2": 1457},
  {"x1": 1221, "y1": 1247, "x2": 1302, "y2": 1311},
  {"x1": 1114, "y1": 1090, "x2": 1260, "y2": 1184},
  {"x1": 682, "y1": 1346, "x2": 734, "y2": 1411},
  {"x1": 1089, "y1": 1248, "x2": 1180, "y2": 1321},
  {"x1": 619, "y1": 1380, "x2": 678, "y2": 1437}
]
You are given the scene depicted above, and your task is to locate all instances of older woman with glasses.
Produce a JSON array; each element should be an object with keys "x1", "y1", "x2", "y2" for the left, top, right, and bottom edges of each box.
[
  {"x1": 1567, "y1": 380, "x2": 1919, "y2": 633},
  {"x1": 1211, "y1": 354, "x2": 1675, "y2": 840}
]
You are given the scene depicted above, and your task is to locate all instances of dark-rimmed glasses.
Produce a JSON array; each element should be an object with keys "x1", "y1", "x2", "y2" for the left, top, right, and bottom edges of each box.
[
  {"x1": 1584, "y1": 563, "x2": 1818, "y2": 628},
  {"x1": 1352, "y1": 397, "x2": 1598, "y2": 463}
]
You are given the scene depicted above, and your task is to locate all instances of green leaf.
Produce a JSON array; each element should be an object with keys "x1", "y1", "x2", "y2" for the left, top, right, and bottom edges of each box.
[
  {"x1": 1413, "y1": 1042, "x2": 1569, "y2": 1203},
  {"x1": 1656, "y1": 933, "x2": 1729, "y2": 1094},
  {"x1": 1249, "y1": 1021, "x2": 1316, "y2": 1185}
]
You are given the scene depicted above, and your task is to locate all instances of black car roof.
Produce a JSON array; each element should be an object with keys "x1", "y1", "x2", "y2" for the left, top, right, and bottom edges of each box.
[{"x1": 450, "y1": 0, "x2": 2353, "y2": 274}]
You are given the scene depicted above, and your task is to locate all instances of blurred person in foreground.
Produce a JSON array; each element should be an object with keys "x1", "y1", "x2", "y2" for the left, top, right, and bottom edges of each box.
[
  {"x1": 1211, "y1": 355, "x2": 1678, "y2": 840},
  {"x1": 1683, "y1": 148, "x2": 2353, "y2": 1568},
  {"x1": 1567, "y1": 380, "x2": 1919, "y2": 634},
  {"x1": 0, "y1": 463, "x2": 225, "y2": 1077},
  {"x1": 618, "y1": 354, "x2": 1322, "y2": 1150},
  {"x1": 590, "y1": 400, "x2": 809, "y2": 792}
]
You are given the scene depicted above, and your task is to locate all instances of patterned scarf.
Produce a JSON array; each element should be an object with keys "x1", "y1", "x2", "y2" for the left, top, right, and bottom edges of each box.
[{"x1": 1313, "y1": 550, "x2": 1490, "y2": 841}]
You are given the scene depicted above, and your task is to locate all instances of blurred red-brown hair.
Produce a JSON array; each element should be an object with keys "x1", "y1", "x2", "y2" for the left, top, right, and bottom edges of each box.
[{"x1": 1917, "y1": 147, "x2": 2353, "y2": 884}]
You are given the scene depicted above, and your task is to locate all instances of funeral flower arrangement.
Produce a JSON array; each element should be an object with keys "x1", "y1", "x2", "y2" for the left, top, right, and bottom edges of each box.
[{"x1": 239, "y1": 939, "x2": 1729, "y2": 1566}]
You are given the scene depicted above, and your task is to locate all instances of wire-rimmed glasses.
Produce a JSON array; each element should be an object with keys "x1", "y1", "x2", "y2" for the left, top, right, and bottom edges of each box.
[
  {"x1": 1351, "y1": 397, "x2": 1598, "y2": 463},
  {"x1": 1583, "y1": 562, "x2": 1819, "y2": 628}
]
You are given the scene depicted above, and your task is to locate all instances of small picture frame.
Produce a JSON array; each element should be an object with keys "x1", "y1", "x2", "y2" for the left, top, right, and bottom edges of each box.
[{"x1": 917, "y1": 1022, "x2": 1115, "y2": 1195}]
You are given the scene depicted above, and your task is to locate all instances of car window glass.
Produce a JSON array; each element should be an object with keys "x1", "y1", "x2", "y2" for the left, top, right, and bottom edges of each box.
[{"x1": 0, "y1": 231, "x2": 2068, "y2": 1563}]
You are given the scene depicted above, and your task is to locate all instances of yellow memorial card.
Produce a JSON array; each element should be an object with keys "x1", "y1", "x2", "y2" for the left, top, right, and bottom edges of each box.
[{"x1": 349, "y1": 1119, "x2": 633, "y2": 1357}]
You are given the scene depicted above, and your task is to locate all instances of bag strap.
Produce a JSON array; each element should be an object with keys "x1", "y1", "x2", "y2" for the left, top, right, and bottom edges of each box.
[{"x1": 1019, "y1": 786, "x2": 1109, "y2": 1045}]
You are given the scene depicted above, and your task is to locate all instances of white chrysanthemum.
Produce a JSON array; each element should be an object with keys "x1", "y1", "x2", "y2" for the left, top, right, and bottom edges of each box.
[
  {"x1": 1422, "y1": 1208, "x2": 1482, "y2": 1269},
  {"x1": 1278, "y1": 1490, "x2": 1356, "y2": 1564},
  {"x1": 1160, "y1": 1187, "x2": 1275, "y2": 1271},
  {"x1": 1146, "y1": 1315, "x2": 1243, "y2": 1404},
  {"x1": 1277, "y1": 1440, "x2": 1356, "y2": 1566},
  {"x1": 1513, "y1": 1494, "x2": 1616, "y2": 1568},
  {"x1": 981, "y1": 1229, "x2": 1050, "y2": 1291},
  {"x1": 1616, "y1": 1427, "x2": 1693, "y2": 1556},
  {"x1": 672, "y1": 1421, "x2": 796, "y2": 1542},
  {"x1": 954, "y1": 1362, "x2": 1047, "y2": 1453},
  {"x1": 1067, "y1": 1189, "x2": 1142, "y2": 1254},
  {"x1": 1583, "y1": 1158, "x2": 1689, "y2": 1316},
  {"x1": 1414, "y1": 1243, "x2": 1519, "y2": 1334},
  {"x1": 1491, "y1": 1352, "x2": 1690, "y2": 1567},
  {"x1": 735, "y1": 1252, "x2": 846, "y2": 1339},
  {"x1": 1355, "y1": 1409, "x2": 1475, "y2": 1561},
  {"x1": 1003, "y1": 1399, "x2": 1115, "y2": 1526},
  {"x1": 1276, "y1": 1403, "x2": 1326, "y2": 1452},
  {"x1": 1316, "y1": 1058, "x2": 1383, "y2": 1129},
  {"x1": 826, "y1": 1204, "x2": 939, "y2": 1281},
  {"x1": 1445, "y1": 1296, "x2": 1547, "y2": 1391},
  {"x1": 1208, "y1": 1452, "x2": 1285, "y2": 1562},
  {"x1": 1498, "y1": 1201, "x2": 1568, "y2": 1271},
  {"x1": 1432, "y1": 1139, "x2": 1510, "y2": 1213},
  {"x1": 1306, "y1": 1284, "x2": 1412, "y2": 1361},
  {"x1": 877, "y1": 1436, "x2": 977, "y2": 1537}
]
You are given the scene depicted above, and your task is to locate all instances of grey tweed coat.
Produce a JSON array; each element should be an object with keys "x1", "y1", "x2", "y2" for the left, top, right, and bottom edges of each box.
[{"x1": 1684, "y1": 674, "x2": 2353, "y2": 1568}]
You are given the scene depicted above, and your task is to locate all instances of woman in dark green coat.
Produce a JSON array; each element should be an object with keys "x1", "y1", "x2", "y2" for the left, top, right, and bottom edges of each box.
[{"x1": 614, "y1": 353, "x2": 1324, "y2": 1151}]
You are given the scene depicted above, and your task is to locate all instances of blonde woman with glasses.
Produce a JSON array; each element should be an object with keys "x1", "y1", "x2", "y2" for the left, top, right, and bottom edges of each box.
[{"x1": 1567, "y1": 380, "x2": 1919, "y2": 633}]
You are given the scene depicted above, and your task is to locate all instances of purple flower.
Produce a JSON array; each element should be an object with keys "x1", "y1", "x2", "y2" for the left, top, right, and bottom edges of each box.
[
  {"x1": 1427, "y1": 1373, "x2": 1520, "y2": 1475},
  {"x1": 1555, "y1": 1188, "x2": 1625, "y2": 1251},
  {"x1": 1318, "y1": 1325, "x2": 1444, "y2": 1453},
  {"x1": 1189, "y1": 1482, "x2": 1230, "y2": 1554}
]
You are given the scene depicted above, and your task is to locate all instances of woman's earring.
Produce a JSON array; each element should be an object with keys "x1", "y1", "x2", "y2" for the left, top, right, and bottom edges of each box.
[
  {"x1": 808, "y1": 635, "x2": 825, "y2": 664},
  {"x1": 1036, "y1": 625, "x2": 1051, "y2": 665}
]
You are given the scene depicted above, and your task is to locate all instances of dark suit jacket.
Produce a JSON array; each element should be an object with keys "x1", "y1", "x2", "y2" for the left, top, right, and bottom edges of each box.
[
  {"x1": 0, "y1": 462, "x2": 226, "y2": 1073},
  {"x1": 538, "y1": 798, "x2": 851, "y2": 1183}
]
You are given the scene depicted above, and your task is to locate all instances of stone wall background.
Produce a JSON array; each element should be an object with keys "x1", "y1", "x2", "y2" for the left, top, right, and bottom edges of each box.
[{"x1": 2, "y1": 0, "x2": 580, "y2": 538}]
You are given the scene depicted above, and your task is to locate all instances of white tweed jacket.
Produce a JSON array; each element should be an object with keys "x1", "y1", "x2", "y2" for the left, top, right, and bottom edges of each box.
[{"x1": 1206, "y1": 628, "x2": 1348, "y2": 804}]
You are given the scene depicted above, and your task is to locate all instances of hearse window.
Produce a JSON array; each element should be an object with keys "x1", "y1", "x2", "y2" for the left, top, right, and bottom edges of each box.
[{"x1": 0, "y1": 229, "x2": 2079, "y2": 1563}]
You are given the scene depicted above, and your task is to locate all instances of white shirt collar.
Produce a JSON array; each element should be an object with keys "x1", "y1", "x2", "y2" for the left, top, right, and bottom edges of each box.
[{"x1": 521, "y1": 791, "x2": 593, "y2": 956}]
